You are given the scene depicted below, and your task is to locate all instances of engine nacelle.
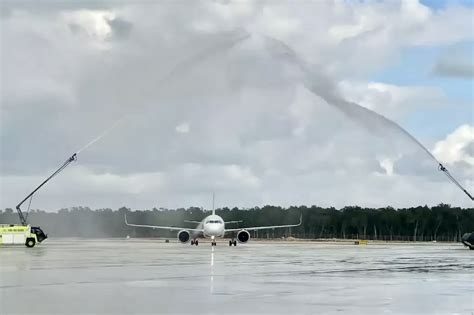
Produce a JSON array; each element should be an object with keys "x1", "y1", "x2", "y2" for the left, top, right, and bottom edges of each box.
[
  {"x1": 177, "y1": 230, "x2": 190, "y2": 243},
  {"x1": 237, "y1": 229, "x2": 250, "y2": 243}
]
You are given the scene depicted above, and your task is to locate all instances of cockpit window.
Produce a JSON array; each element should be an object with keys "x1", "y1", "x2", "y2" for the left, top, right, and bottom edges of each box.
[{"x1": 206, "y1": 220, "x2": 223, "y2": 224}]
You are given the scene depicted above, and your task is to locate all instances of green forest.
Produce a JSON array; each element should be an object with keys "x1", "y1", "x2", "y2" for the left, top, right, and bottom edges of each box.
[{"x1": 1, "y1": 204, "x2": 473, "y2": 241}]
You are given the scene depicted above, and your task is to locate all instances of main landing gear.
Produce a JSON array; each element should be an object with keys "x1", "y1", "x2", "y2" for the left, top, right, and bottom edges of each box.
[
  {"x1": 190, "y1": 239, "x2": 199, "y2": 246},
  {"x1": 229, "y1": 239, "x2": 237, "y2": 246}
]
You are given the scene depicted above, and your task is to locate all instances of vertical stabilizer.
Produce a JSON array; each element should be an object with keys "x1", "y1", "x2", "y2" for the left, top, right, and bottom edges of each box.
[{"x1": 212, "y1": 193, "x2": 215, "y2": 216}]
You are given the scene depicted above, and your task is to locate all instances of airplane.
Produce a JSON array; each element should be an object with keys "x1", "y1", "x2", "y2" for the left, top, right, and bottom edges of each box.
[{"x1": 124, "y1": 207, "x2": 302, "y2": 247}]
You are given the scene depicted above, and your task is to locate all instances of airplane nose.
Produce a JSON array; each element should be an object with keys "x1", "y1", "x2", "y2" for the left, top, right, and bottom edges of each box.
[{"x1": 206, "y1": 225, "x2": 221, "y2": 235}]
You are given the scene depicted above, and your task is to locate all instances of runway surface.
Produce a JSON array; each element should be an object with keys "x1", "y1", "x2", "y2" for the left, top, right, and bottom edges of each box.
[{"x1": 0, "y1": 239, "x2": 472, "y2": 314}]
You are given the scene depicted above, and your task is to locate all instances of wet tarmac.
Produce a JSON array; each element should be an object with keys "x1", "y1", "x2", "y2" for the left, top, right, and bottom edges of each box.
[{"x1": 0, "y1": 239, "x2": 472, "y2": 314}]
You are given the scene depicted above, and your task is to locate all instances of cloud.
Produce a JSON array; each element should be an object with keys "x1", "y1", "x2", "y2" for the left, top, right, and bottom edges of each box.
[
  {"x1": 63, "y1": 10, "x2": 114, "y2": 39},
  {"x1": 379, "y1": 157, "x2": 396, "y2": 176},
  {"x1": 106, "y1": 16, "x2": 133, "y2": 40},
  {"x1": 175, "y1": 122, "x2": 190, "y2": 134},
  {"x1": 432, "y1": 57, "x2": 474, "y2": 79},
  {"x1": 261, "y1": 0, "x2": 474, "y2": 78},
  {"x1": 1, "y1": 0, "x2": 473, "y2": 210},
  {"x1": 433, "y1": 124, "x2": 474, "y2": 166},
  {"x1": 338, "y1": 81, "x2": 446, "y2": 118}
]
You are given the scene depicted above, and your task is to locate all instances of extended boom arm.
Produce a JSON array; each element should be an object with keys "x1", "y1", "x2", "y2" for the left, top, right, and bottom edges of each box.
[
  {"x1": 439, "y1": 163, "x2": 473, "y2": 201},
  {"x1": 16, "y1": 153, "x2": 77, "y2": 225}
]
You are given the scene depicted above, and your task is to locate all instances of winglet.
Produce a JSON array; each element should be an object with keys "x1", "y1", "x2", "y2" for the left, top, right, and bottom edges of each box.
[
  {"x1": 124, "y1": 214, "x2": 129, "y2": 226},
  {"x1": 299, "y1": 213, "x2": 303, "y2": 226}
]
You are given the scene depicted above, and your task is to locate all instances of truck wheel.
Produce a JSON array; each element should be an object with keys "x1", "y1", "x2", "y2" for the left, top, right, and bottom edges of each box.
[{"x1": 25, "y1": 238, "x2": 36, "y2": 248}]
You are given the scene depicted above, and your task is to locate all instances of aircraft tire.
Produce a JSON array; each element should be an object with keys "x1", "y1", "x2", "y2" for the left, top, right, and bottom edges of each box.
[
  {"x1": 229, "y1": 240, "x2": 232, "y2": 246},
  {"x1": 25, "y1": 238, "x2": 36, "y2": 248},
  {"x1": 191, "y1": 240, "x2": 194, "y2": 245},
  {"x1": 195, "y1": 240, "x2": 199, "y2": 246},
  {"x1": 233, "y1": 240, "x2": 237, "y2": 246}
]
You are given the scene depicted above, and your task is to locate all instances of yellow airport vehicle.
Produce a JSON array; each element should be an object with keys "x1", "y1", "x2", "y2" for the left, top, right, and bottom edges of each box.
[
  {"x1": 0, "y1": 224, "x2": 47, "y2": 247},
  {"x1": 1, "y1": 153, "x2": 77, "y2": 248}
]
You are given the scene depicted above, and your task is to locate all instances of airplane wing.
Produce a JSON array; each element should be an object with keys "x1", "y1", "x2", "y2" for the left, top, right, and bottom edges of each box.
[
  {"x1": 125, "y1": 215, "x2": 203, "y2": 232},
  {"x1": 225, "y1": 214, "x2": 302, "y2": 232},
  {"x1": 224, "y1": 220, "x2": 243, "y2": 224},
  {"x1": 183, "y1": 220, "x2": 202, "y2": 224}
]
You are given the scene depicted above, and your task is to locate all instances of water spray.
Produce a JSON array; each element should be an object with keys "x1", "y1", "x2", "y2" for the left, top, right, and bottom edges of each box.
[
  {"x1": 263, "y1": 35, "x2": 473, "y2": 201},
  {"x1": 14, "y1": 118, "x2": 124, "y2": 229},
  {"x1": 76, "y1": 118, "x2": 124, "y2": 154},
  {"x1": 14, "y1": 29, "x2": 252, "y2": 229}
]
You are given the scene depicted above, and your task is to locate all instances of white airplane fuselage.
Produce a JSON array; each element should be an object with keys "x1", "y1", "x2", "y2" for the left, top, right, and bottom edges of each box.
[{"x1": 202, "y1": 214, "x2": 225, "y2": 238}]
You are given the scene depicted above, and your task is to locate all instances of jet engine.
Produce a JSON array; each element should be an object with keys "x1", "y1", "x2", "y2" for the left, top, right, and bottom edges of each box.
[
  {"x1": 237, "y1": 229, "x2": 250, "y2": 243},
  {"x1": 177, "y1": 230, "x2": 190, "y2": 243}
]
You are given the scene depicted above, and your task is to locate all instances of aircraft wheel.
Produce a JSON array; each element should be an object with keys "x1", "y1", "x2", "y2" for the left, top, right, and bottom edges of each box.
[
  {"x1": 229, "y1": 240, "x2": 232, "y2": 246},
  {"x1": 25, "y1": 238, "x2": 36, "y2": 248},
  {"x1": 191, "y1": 240, "x2": 194, "y2": 245},
  {"x1": 195, "y1": 240, "x2": 199, "y2": 246},
  {"x1": 233, "y1": 240, "x2": 237, "y2": 246}
]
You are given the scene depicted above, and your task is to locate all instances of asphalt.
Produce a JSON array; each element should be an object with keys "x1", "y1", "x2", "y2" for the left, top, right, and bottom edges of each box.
[{"x1": 0, "y1": 239, "x2": 472, "y2": 314}]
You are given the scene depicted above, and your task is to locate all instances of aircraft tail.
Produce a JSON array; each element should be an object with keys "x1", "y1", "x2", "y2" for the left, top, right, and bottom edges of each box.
[{"x1": 212, "y1": 193, "x2": 215, "y2": 215}]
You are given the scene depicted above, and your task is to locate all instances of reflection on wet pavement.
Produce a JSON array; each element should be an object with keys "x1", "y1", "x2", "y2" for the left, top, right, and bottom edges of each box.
[{"x1": 1, "y1": 239, "x2": 472, "y2": 314}]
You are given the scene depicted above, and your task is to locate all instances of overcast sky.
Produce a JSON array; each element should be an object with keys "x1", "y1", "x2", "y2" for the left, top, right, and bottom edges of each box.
[{"x1": 1, "y1": 0, "x2": 473, "y2": 211}]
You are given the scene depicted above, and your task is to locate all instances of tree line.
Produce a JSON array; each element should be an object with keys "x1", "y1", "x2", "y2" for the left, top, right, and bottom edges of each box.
[{"x1": 0, "y1": 204, "x2": 472, "y2": 241}]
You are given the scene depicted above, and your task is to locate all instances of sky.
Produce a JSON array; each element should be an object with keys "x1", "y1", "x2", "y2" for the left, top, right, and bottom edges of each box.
[{"x1": 1, "y1": 0, "x2": 473, "y2": 211}]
